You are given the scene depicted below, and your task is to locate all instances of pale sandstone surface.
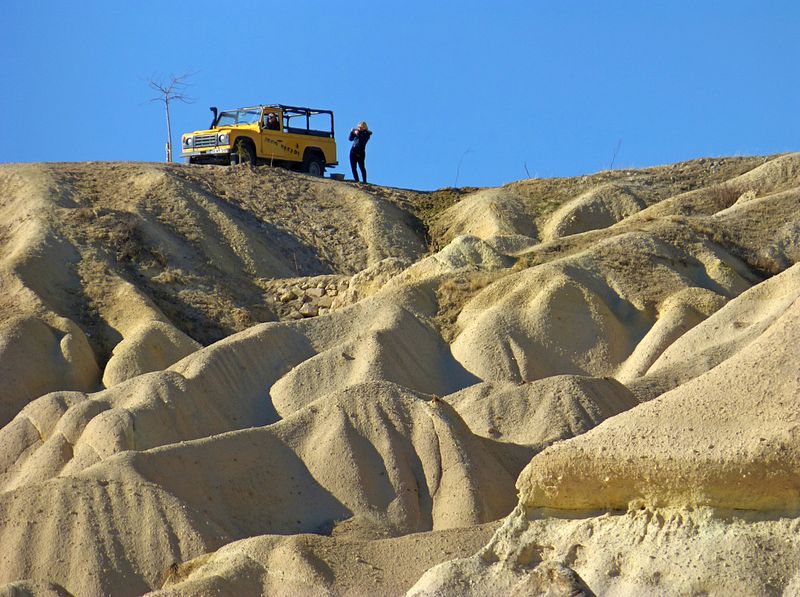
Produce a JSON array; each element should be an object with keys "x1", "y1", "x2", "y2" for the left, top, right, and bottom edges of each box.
[
  {"x1": 0, "y1": 580, "x2": 72, "y2": 597},
  {"x1": 0, "y1": 477, "x2": 229, "y2": 597},
  {"x1": 0, "y1": 155, "x2": 797, "y2": 595},
  {"x1": 102, "y1": 320, "x2": 202, "y2": 387},
  {"x1": 517, "y1": 287, "x2": 800, "y2": 513},
  {"x1": 411, "y1": 262, "x2": 800, "y2": 596},
  {"x1": 449, "y1": 228, "x2": 757, "y2": 384},
  {"x1": 0, "y1": 314, "x2": 99, "y2": 428},
  {"x1": 431, "y1": 188, "x2": 539, "y2": 242},
  {"x1": 148, "y1": 524, "x2": 499, "y2": 597},
  {"x1": 540, "y1": 183, "x2": 646, "y2": 241},
  {"x1": 79, "y1": 382, "x2": 518, "y2": 540},
  {"x1": 443, "y1": 375, "x2": 638, "y2": 450},
  {"x1": 632, "y1": 261, "x2": 800, "y2": 396},
  {"x1": 407, "y1": 506, "x2": 800, "y2": 596},
  {"x1": 0, "y1": 162, "x2": 428, "y2": 419}
]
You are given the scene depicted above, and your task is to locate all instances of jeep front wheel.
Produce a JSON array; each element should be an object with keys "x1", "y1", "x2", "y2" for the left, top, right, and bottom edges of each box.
[
  {"x1": 231, "y1": 139, "x2": 256, "y2": 166},
  {"x1": 303, "y1": 154, "x2": 325, "y2": 177}
]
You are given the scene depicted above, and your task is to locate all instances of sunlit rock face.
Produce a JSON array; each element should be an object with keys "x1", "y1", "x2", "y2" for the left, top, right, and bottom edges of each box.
[{"x1": 0, "y1": 154, "x2": 798, "y2": 596}]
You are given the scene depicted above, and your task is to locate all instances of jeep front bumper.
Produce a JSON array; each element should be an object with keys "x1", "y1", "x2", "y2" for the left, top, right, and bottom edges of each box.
[{"x1": 182, "y1": 147, "x2": 231, "y2": 157}]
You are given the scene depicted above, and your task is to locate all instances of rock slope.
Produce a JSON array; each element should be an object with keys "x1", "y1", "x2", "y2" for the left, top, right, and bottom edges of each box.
[{"x1": 0, "y1": 154, "x2": 798, "y2": 596}]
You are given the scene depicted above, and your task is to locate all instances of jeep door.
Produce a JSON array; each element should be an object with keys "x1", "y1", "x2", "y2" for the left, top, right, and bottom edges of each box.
[{"x1": 260, "y1": 110, "x2": 298, "y2": 163}]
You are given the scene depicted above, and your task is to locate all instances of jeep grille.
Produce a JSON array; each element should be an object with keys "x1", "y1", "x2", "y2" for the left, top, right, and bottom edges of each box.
[{"x1": 194, "y1": 134, "x2": 219, "y2": 149}]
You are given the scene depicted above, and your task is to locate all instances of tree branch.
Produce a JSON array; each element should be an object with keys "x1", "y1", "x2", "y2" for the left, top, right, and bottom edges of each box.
[{"x1": 147, "y1": 72, "x2": 197, "y2": 162}]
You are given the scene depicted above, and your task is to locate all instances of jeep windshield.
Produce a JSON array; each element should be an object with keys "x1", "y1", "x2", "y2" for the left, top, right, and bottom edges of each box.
[{"x1": 216, "y1": 108, "x2": 262, "y2": 127}]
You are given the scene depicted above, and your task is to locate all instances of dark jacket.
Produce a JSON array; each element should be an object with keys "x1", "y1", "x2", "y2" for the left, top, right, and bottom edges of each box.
[{"x1": 349, "y1": 129, "x2": 372, "y2": 154}]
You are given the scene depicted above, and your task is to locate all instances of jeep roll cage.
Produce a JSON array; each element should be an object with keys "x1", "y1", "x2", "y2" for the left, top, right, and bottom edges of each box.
[{"x1": 209, "y1": 104, "x2": 335, "y2": 138}]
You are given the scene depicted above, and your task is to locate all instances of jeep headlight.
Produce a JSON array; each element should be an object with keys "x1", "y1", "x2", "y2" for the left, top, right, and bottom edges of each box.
[{"x1": 218, "y1": 132, "x2": 229, "y2": 145}]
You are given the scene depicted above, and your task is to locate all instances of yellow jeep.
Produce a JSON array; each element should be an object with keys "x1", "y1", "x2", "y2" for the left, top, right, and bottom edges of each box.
[{"x1": 181, "y1": 104, "x2": 337, "y2": 176}]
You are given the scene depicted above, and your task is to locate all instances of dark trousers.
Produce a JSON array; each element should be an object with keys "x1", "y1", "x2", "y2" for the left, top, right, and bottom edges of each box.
[{"x1": 350, "y1": 150, "x2": 367, "y2": 183}]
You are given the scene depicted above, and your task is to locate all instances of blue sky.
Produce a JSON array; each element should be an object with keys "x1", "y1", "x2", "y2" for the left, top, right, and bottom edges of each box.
[{"x1": 3, "y1": 1, "x2": 798, "y2": 190}]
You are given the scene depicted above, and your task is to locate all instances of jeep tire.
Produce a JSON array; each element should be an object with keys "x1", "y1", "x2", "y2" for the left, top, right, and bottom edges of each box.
[
  {"x1": 231, "y1": 139, "x2": 256, "y2": 166},
  {"x1": 303, "y1": 153, "x2": 325, "y2": 177}
]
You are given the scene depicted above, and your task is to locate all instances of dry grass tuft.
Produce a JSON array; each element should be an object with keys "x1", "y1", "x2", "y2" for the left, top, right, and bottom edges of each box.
[
  {"x1": 708, "y1": 183, "x2": 742, "y2": 210},
  {"x1": 434, "y1": 270, "x2": 502, "y2": 342},
  {"x1": 412, "y1": 187, "x2": 479, "y2": 250},
  {"x1": 160, "y1": 555, "x2": 214, "y2": 588}
]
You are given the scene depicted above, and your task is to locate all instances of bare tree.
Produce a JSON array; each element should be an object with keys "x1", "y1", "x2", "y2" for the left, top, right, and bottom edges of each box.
[
  {"x1": 148, "y1": 72, "x2": 195, "y2": 162},
  {"x1": 454, "y1": 148, "x2": 473, "y2": 188},
  {"x1": 609, "y1": 138, "x2": 623, "y2": 171}
]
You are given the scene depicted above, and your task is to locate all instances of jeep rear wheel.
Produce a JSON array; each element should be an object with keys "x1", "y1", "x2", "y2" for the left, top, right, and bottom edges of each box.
[
  {"x1": 231, "y1": 139, "x2": 256, "y2": 166},
  {"x1": 303, "y1": 153, "x2": 325, "y2": 177}
]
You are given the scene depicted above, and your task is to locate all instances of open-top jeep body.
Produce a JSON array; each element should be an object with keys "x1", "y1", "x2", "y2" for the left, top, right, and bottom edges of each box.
[{"x1": 181, "y1": 104, "x2": 337, "y2": 176}]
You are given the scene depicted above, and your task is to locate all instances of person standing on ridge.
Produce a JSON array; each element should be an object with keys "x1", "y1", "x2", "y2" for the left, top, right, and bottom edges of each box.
[{"x1": 349, "y1": 121, "x2": 372, "y2": 183}]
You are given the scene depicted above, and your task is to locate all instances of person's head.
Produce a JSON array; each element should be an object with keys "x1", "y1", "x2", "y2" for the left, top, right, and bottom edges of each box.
[
  {"x1": 358, "y1": 121, "x2": 368, "y2": 131},
  {"x1": 268, "y1": 113, "x2": 277, "y2": 121}
]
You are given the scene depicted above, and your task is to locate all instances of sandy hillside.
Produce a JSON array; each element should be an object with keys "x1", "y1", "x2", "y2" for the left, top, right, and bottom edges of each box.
[{"x1": 0, "y1": 154, "x2": 798, "y2": 596}]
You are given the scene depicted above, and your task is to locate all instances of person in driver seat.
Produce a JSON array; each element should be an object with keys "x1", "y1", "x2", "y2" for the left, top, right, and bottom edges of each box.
[{"x1": 265, "y1": 112, "x2": 280, "y2": 130}]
